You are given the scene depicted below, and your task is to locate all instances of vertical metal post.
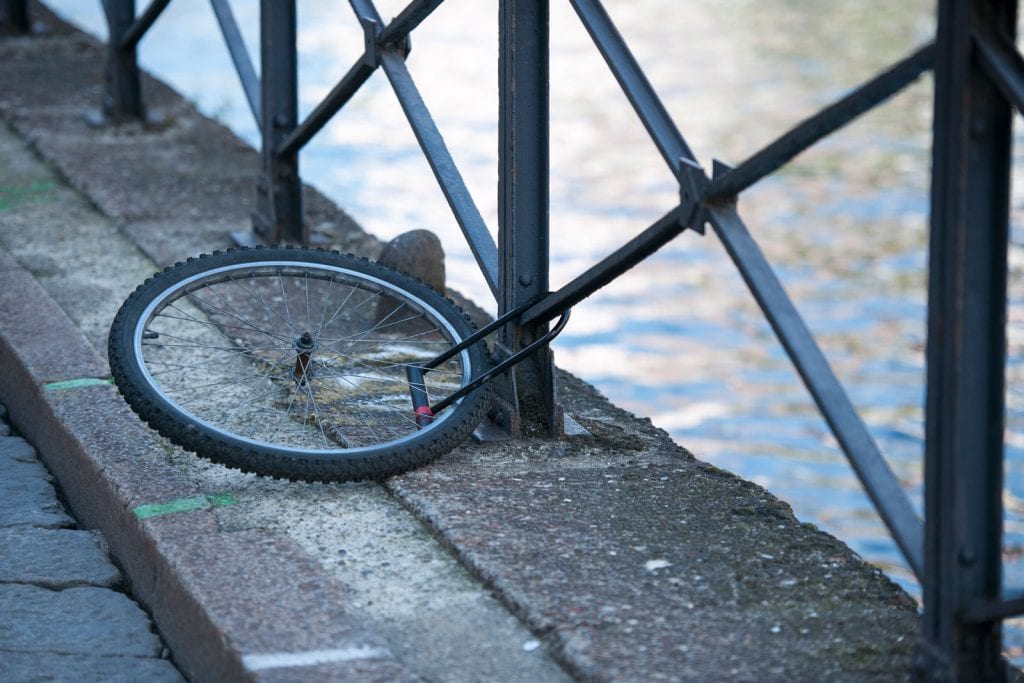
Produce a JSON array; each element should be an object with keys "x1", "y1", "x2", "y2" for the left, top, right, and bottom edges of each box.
[
  {"x1": 916, "y1": 0, "x2": 1014, "y2": 679},
  {"x1": 2, "y1": 0, "x2": 29, "y2": 33},
  {"x1": 253, "y1": 0, "x2": 305, "y2": 244},
  {"x1": 103, "y1": 0, "x2": 145, "y2": 121},
  {"x1": 497, "y1": 0, "x2": 562, "y2": 436}
]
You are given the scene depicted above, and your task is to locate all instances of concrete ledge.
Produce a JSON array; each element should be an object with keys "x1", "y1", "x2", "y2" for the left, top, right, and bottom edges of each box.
[{"x1": 0, "y1": 257, "x2": 415, "y2": 681}]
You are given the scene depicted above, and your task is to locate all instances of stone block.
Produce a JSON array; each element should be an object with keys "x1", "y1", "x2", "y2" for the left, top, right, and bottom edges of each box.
[
  {"x1": 0, "y1": 527, "x2": 121, "y2": 588},
  {"x1": 0, "y1": 584, "x2": 164, "y2": 657},
  {"x1": 0, "y1": 652, "x2": 183, "y2": 683}
]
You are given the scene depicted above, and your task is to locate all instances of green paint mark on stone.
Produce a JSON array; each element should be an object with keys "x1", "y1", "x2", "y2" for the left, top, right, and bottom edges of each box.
[
  {"x1": 205, "y1": 493, "x2": 238, "y2": 507},
  {"x1": 44, "y1": 378, "x2": 115, "y2": 391},
  {"x1": 133, "y1": 493, "x2": 239, "y2": 520},
  {"x1": 0, "y1": 180, "x2": 57, "y2": 211}
]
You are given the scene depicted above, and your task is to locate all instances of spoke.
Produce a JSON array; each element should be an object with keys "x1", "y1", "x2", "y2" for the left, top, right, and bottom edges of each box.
[
  {"x1": 313, "y1": 365, "x2": 457, "y2": 395},
  {"x1": 144, "y1": 352, "x2": 294, "y2": 389},
  {"x1": 222, "y1": 271, "x2": 302, "y2": 338},
  {"x1": 294, "y1": 353, "x2": 331, "y2": 447},
  {"x1": 315, "y1": 274, "x2": 338, "y2": 338},
  {"x1": 269, "y1": 379, "x2": 306, "y2": 444},
  {"x1": 152, "y1": 310, "x2": 293, "y2": 344},
  {"x1": 223, "y1": 380, "x2": 294, "y2": 425},
  {"x1": 319, "y1": 310, "x2": 427, "y2": 348},
  {"x1": 160, "y1": 300, "x2": 263, "y2": 350},
  {"x1": 186, "y1": 281, "x2": 292, "y2": 347},
  {"x1": 321, "y1": 289, "x2": 379, "y2": 331},
  {"x1": 333, "y1": 302, "x2": 410, "y2": 358},
  {"x1": 142, "y1": 327, "x2": 291, "y2": 366},
  {"x1": 278, "y1": 268, "x2": 296, "y2": 334},
  {"x1": 308, "y1": 367, "x2": 420, "y2": 429},
  {"x1": 144, "y1": 342, "x2": 292, "y2": 357},
  {"x1": 144, "y1": 329, "x2": 291, "y2": 354},
  {"x1": 312, "y1": 372, "x2": 416, "y2": 437},
  {"x1": 144, "y1": 340, "x2": 251, "y2": 353},
  {"x1": 314, "y1": 352, "x2": 464, "y2": 397},
  {"x1": 171, "y1": 363, "x2": 287, "y2": 406},
  {"x1": 319, "y1": 353, "x2": 464, "y2": 379},
  {"x1": 308, "y1": 375, "x2": 389, "y2": 446},
  {"x1": 304, "y1": 271, "x2": 312, "y2": 334}
]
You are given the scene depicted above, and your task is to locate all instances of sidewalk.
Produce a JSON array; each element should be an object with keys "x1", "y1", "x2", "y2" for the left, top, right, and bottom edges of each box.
[
  {"x1": 0, "y1": 3, "x2": 920, "y2": 681},
  {"x1": 0, "y1": 404, "x2": 184, "y2": 682}
]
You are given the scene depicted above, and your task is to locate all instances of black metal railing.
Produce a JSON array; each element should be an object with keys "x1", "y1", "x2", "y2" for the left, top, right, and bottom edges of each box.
[
  {"x1": 2, "y1": 0, "x2": 30, "y2": 32},
  {"x1": 8, "y1": 0, "x2": 1020, "y2": 678}
]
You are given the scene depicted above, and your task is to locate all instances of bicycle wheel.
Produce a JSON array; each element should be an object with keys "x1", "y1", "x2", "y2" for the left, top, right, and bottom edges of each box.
[{"x1": 108, "y1": 246, "x2": 491, "y2": 482}]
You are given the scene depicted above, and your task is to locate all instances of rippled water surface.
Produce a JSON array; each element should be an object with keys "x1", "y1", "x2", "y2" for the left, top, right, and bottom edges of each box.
[{"x1": 48, "y1": 0, "x2": 1024, "y2": 653}]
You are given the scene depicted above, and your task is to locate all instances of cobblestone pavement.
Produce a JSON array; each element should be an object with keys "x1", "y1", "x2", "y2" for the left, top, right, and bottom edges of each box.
[{"x1": 0, "y1": 403, "x2": 184, "y2": 682}]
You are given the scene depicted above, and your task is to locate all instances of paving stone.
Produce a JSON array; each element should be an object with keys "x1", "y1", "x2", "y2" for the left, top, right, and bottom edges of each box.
[
  {"x1": 0, "y1": 584, "x2": 164, "y2": 657},
  {"x1": 0, "y1": 651, "x2": 184, "y2": 683},
  {"x1": 0, "y1": 527, "x2": 121, "y2": 588},
  {"x1": 0, "y1": 437, "x2": 72, "y2": 529},
  {"x1": 0, "y1": 435, "x2": 37, "y2": 463}
]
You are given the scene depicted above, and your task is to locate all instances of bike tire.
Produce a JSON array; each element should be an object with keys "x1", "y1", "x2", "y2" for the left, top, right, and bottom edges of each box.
[{"x1": 108, "y1": 246, "x2": 491, "y2": 482}]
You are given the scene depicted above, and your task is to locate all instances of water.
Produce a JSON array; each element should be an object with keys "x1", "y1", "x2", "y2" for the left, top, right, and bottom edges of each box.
[{"x1": 46, "y1": 0, "x2": 1024, "y2": 653}]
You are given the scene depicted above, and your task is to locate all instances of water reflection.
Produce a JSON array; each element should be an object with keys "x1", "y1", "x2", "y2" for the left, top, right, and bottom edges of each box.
[{"x1": 47, "y1": 0, "x2": 1024, "y2": 657}]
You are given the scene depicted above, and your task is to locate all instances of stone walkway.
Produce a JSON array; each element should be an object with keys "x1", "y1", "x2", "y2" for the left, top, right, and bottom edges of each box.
[{"x1": 0, "y1": 403, "x2": 183, "y2": 682}]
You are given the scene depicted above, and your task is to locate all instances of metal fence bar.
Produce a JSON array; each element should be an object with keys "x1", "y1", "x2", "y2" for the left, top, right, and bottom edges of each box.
[
  {"x1": 708, "y1": 203, "x2": 925, "y2": 579},
  {"x1": 103, "y1": 0, "x2": 145, "y2": 121},
  {"x1": 277, "y1": 56, "x2": 376, "y2": 158},
  {"x1": 705, "y1": 43, "x2": 935, "y2": 202},
  {"x1": 209, "y1": 0, "x2": 260, "y2": 127},
  {"x1": 118, "y1": 0, "x2": 171, "y2": 51},
  {"x1": 3, "y1": 0, "x2": 29, "y2": 33},
  {"x1": 379, "y1": 48, "x2": 500, "y2": 295},
  {"x1": 348, "y1": 0, "x2": 380, "y2": 26},
  {"x1": 916, "y1": 0, "x2": 1015, "y2": 677},
  {"x1": 964, "y1": 594, "x2": 1024, "y2": 625},
  {"x1": 253, "y1": 0, "x2": 304, "y2": 243},
  {"x1": 497, "y1": 0, "x2": 562, "y2": 435}
]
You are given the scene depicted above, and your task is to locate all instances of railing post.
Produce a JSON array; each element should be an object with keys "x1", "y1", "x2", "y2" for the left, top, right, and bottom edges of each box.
[
  {"x1": 915, "y1": 0, "x2": 1014, "y2": 679},
  {"x1": 253, "y1": 0, "x2": 305, "y2": 244},
  {"x1": 103, "y1": 0, "x2": 145, "y2": 121},
  {"x1": 2, "y1": 0, "x2": 29, "y2": 33},
  {"x1": 497, "y1": 0, "x2": 562, "y2": 437}
]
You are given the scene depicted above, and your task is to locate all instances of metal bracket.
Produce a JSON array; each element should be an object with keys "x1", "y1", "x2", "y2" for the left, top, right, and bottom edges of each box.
[
  {"x1": 360, "y1": 16, "x2": 411, "y2": 69},
  {"x1": 677, "y1": 156, "x2": 709, "y2": 234}
]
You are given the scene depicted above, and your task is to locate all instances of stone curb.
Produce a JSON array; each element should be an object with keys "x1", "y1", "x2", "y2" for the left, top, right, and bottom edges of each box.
[{"x1": 0, "y1": 255, "x2": 416, "y2": 681}]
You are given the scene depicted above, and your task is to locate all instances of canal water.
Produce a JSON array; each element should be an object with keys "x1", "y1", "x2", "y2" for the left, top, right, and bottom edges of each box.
[{"x1": 47, "y1": 0, "x2": 1024, "y2": 656}]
